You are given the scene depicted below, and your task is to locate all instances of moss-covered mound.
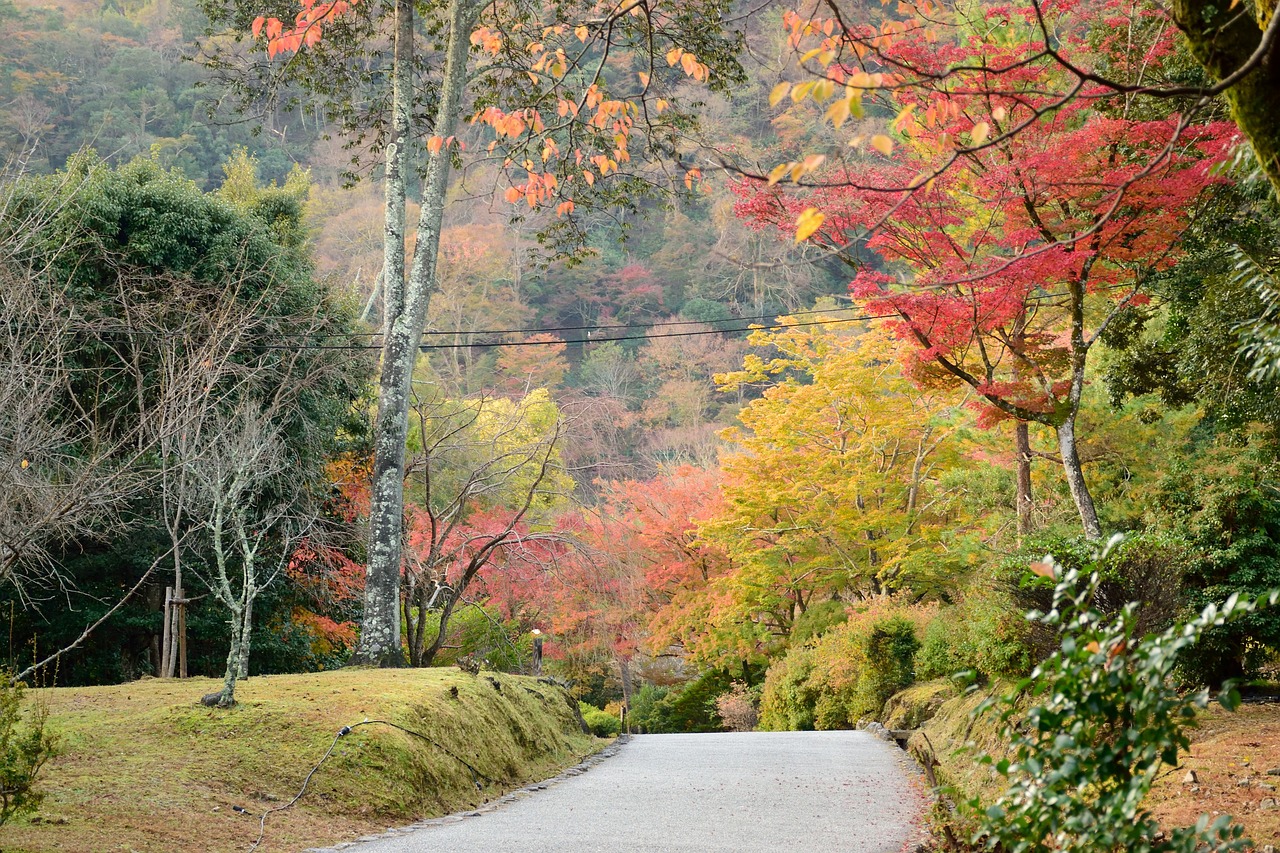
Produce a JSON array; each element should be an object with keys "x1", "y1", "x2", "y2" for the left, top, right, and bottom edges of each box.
[{"x1": 3, "y1": 669, "x2": 599, "y2": 853}]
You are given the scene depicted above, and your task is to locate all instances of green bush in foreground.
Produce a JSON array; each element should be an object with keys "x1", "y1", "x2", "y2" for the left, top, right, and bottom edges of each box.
[
  {"x1": 974, "y1": 543, "x2": 1274, "y2": 852},
  {"x1": 0, "y1": 675, "x2": 56, "y2": 826}
]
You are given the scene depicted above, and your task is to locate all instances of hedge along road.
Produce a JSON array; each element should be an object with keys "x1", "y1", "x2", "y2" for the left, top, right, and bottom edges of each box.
[{"x1": 332, "y1": 731, "x2": 929, "y2": 853}]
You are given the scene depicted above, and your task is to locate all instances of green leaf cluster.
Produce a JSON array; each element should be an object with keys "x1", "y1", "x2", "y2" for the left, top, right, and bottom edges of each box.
[{"x1": 973, "y1": 544, "x2": 1277, "y2": 852}]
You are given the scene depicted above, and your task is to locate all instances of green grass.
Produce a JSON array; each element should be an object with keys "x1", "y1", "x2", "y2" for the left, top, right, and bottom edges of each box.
[{"x1": 0, "y1": 669, "x2": 600, "y2": 853}]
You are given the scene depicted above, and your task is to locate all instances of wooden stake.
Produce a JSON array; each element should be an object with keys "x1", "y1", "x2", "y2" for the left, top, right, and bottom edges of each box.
[
  {"x1": 177, "y1": 586, "x2": 188, "y2": 679},
  {"x1": 161, "y1": 586, "x2": 173, "y2": 678}
]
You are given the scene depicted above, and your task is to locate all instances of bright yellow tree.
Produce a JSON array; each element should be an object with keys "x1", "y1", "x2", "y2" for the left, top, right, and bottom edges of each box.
[{"x1": 701, "y1": 320, "x2": 972, "y2": 648}]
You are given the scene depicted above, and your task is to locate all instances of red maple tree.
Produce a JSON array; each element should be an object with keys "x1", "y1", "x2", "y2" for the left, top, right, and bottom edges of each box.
[{"x1": 737, "y1": 0, "x2": 1236, "y2": 537}]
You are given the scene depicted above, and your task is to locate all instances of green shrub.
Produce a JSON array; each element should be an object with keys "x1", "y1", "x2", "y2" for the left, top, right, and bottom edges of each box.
[
  {"x1": 758, "y1": 645, "x2": 819, "y2": 731},
  {"x1": 0, "y1": 675, "x2": 57, "y2": 826},
  {"x1": 916, "y1": 614, "x2": 966, "y2": 681},
  {"x1": 858, "y1": 616, "x2": 920, "y2": 713},
  {"x1": 578, "y1": 702, "x2": 622, "y2": 738},
  {"x1": 761, "y1": 598, "x2": 933, "y2": 730},
  {"x1": 627, "y1": 682, "x2": 669, "y2": 733},
  {"x1": 790, "y1": 599, "x2": 849, "y2": 646},
  {"x1": 636, "y1": 670, "x2": 733, "y2": 733},
  {"x1": 973, "y1": 546, "x2": 1273, "y2": 852}
]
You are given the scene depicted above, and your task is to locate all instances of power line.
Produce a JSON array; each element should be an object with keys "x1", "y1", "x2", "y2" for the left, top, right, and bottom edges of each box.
[
  {"x1": 63, "y1": 302, "x2": 868, "y2": 340},
  {"x1": 369, "y1": 302, "x2": 868, "y2": 338},
  {"x1": 254, "y1": 312, "x2": 890, "y2": 351}
]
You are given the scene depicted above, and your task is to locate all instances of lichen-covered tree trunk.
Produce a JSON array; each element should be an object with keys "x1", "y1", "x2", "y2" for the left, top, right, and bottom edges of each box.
[
  {"x1": 1172, "y1": 0, "x2": 1280, "y2": 195},
  {"x1": 237, "y1": 597, "x2": 253, "y2": 679},
  {"x1": 1059, "y1": 281, "x2": 1102, "y2": 540},
  {"x1": 215, "y1": 602, "x2": 244, "y2": 707},
  {"x1": 352, "y1": 0, "x2": 482, "y2": 666}
]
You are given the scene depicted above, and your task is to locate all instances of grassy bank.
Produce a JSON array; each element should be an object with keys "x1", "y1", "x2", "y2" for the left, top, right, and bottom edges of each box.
[
  {"x1": 1, "y1": 669, "x2": 600, "y2": 853},
  {"x1": 895, "y1": 680, "x2": 1280, "y2": 847}
]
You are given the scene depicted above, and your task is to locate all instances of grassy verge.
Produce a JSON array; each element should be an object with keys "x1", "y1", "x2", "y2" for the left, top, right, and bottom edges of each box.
[
  {"x1": 894, "y1": 679, "x2": 1280, "y2": 849},
  {"x1": 1, "y1": 669, "x2": 600, "y2": 853}
]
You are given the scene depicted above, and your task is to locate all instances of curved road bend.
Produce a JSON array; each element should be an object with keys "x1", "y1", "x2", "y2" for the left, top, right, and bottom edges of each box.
[{"x1": 342, "y1": 731, "x2": 927, "y2": 853}]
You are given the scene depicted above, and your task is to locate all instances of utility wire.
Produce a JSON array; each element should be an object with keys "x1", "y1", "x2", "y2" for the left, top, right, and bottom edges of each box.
[
  {"x1": 254, "y1": 312, "x2": 887, "y2": 352},
  {"x1": 345, "y1": 302, "x2": 868, "y2": 338},
  {"x1": 46, "y1": 303, "x2": 869, "y2": 341}
]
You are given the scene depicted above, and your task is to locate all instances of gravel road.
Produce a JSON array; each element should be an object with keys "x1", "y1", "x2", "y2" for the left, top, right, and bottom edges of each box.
[{"x1": 331, "y1": 731, "x2": 928, "y2": 853}]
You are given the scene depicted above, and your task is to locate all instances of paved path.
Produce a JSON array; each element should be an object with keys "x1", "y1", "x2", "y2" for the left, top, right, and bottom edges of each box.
[{"x1": 339, "y1": 731, "x2": 927, "y2": 853}]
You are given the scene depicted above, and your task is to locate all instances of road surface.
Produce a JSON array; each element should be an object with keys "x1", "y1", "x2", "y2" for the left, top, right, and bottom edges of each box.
[{"x1": 324, "y1": 731, "x2": 928, "y2": 853}]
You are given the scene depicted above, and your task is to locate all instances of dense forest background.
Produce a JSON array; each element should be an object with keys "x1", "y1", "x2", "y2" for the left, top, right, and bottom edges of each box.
[{"x1": 4, "y1": 0, "x2": 1280, "y2": 734}]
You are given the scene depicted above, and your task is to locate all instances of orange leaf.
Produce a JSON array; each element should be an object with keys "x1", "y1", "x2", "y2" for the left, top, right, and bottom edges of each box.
[{"x1": 504, "y1": 187, "x2": 523, "y2": 203}]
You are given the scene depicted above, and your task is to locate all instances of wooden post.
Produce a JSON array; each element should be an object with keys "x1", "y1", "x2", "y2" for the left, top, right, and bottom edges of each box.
[
  {"x1": 176, "y1": 587, "x2": 188, "y2": 679},
  {"x1": 161, "y1": 587, "x2": 173, "y2": 678},
  {"x1": 532, "y1": 635, "x2": 543, "y2": 676}
]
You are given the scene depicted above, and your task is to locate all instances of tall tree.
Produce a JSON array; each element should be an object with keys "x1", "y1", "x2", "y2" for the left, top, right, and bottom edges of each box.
[{"x1": 223, "y1": 0, "x2": 745, "y2": 665}]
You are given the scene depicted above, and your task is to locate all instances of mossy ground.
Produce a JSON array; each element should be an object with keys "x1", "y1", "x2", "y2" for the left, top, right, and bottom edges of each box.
[{"x1": 0, "y1": 669, "x2": 600, "y2": 853}]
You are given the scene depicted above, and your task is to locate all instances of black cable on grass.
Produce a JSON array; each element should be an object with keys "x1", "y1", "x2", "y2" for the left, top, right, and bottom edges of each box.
[{"x1": 246, "y1": 719, "x2": 498, "y2": 852}]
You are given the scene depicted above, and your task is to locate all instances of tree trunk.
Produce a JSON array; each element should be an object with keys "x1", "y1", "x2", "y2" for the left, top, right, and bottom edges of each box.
[
  {"x1": 1060, "y1": 277, "x2": 1102, "y2": 541},
  {"x1": 1172, "y1": 0, "x2": 1280, "y2": 196},
  {"x1": 1015, "y1": 421, "x2": 1034, "y2": 537},
  {"x1": 419, "y1": 594, "x2": 458, "y2": 667},
  {"x1": 216, "y1": 606, "x2": 244, "y2": 707},
  {"x1": 1056, "y1": 416, "x2": 1102, "y2": 540},
  {"x1": 238, "y1": 596, "x2": 253, "y2": 679},
  {"x1": 352, "y1": 0, "x2": 479, "y2": 667}
]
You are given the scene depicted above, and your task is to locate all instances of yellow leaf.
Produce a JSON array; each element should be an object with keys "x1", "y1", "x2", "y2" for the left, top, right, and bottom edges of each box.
[
  {"x1": 790, "y1": 81, "x2": 814, "y2": 102},
  {"x1": 870, "y1": 134, "x2": 894, "y2": 156},
  {"x1": 825, "y1": 97, "x2": 851, "y2": 129},
  {"x1": 574, "y1": 25, "x2": 589, "y2": 42},
  {"x1": 811, "y1": 78, "x2": 834, "y2": 103},
  {"x1": 970, "y1": 121, "x2": 990, "y2": 146},
  {"x1": 654, "y1": 98, "x2": 668, "y2": 114},
  {"x1": 20, "y1": 459, "x2": 29, "y2": 469},
  {"x1": 795, "y1": 207, "x2": 825, "y2": 243},
  {"x1": 638, "y1": 71, "x2": 650, "y2": 87},
  {"x1": 767, "y1": 163, "x2": 790, "y2": 185},
  {"x1": 848, "y1": 133, "x2": 866, "y2": 148},
  {"x1": 665, "y1": 47, "x2": 683, "y2": 66},
  {"x1": 992, "y1": 106, "x2": 1007, "y2": 123},
  {"x1": 769, "y1": 82, "x2": 791, "y2": 107}
]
